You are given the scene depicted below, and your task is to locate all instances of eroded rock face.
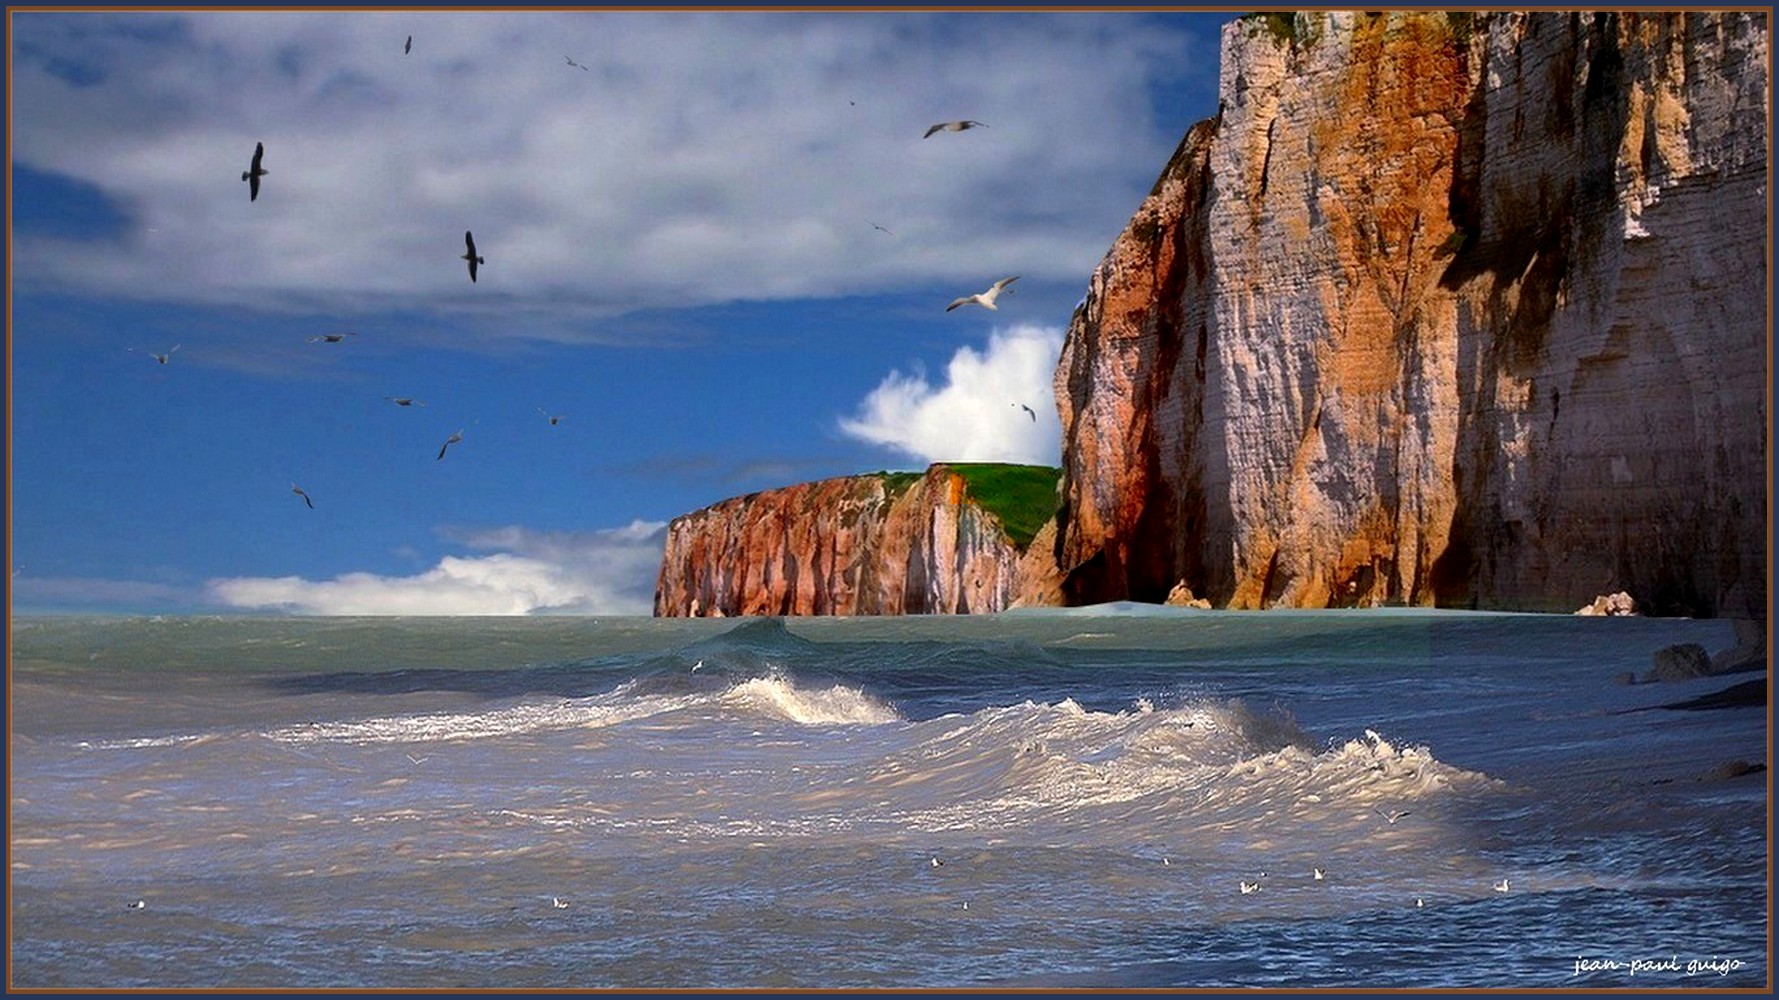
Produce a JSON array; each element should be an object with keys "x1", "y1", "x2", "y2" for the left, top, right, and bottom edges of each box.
[
  {"x1": 1053, "y1": 11, "x2": 1768, "y2": 617},
  {"x1": 654, "y1": 465, "x2": 1049, "y2": 617}
]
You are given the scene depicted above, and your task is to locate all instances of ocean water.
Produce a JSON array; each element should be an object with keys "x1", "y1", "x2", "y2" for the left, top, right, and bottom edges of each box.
[{"x1": 8, "y1": 609, "x2": 1768, "y2": 989}]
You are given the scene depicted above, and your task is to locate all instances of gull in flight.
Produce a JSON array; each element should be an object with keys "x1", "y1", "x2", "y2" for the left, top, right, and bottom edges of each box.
[
  {"x1": 565, "y1": 55, "x2": 589, "y2": 71},
  {"x1": 924, "y1": 120, "x2": 987, "y2": 138},
  {"x1": 126, "y1": 899, "x2": 146, "y2": 910},
  {"x1": 1313, "y1": 867, "x2": 1326, "y2": 881},
  {"x1": 1374, "y1": 807, "x2": 1412, "y2": 825},
  {"x1": 242, "y1": 142, "x2": 267, "y2": 202},
  {"x1": 551, "y1": 896, "x2": 570, "y2": 908},
  {"x1": 930, "y1": 857, "x2": 944, "y2": 868},
  {"x1": 1239, "y1": 880, "x2": 1262, "y2": 895},
  {"x1": 290, "y1": 484, "x2": 314, "y2": 509},
  {"x1": 869, "y1": 220, "x2": 893, "y2": 235},
  {"x1": 1493, "y1": 879, "x2": 1510, "y2": 893},
  {"x1": 131, "y1": 345, "x2": 181, "y2": 365},
  {"x1": 537, "y1": 408, "x2": 564, "y2": 426},
  {"x1": 308, "y1": 333, "x2": 356, "y2": 344},
  {"x1": 462, "y1": 231, "x2": 484, "y2": 283},
  {"x1": 404, "y1": 35, "x2": 412, "y2": 55},
  {"x1": 1016, "y1": 403, "x2": 1037, "y2": 422},
  {"x1": 384, "y1": 396, "x2": 426, "y2": 407},
  {"x1": 947, "y1": 276, "x2": 1018, "y2": 312},
  {"x1": 438, "y1": 429, "x2": 464, "y2": 461},
  {"x1": 404, "y1": 753, "x2": 429, "y2": 765}
]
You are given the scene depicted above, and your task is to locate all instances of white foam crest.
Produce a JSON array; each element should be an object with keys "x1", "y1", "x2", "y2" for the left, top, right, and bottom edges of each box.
[
  {"x1": 262, "y1": 688, "x2": 705, "y2": 745},
  {"x1": 720, "y1": 674, "x2": 902, "y2": 725}
]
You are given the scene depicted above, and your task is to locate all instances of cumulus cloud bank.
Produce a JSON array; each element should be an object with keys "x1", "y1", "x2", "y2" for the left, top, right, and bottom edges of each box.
[
  {"x1": 208, "y1": 521, "x2": 666, "y2": 615},
  {"x1": 10, "y1": 11, "x2": 1197, "y2": 329},
  {"x1": 839, "y1": 324, "x2": 1064, "y2": 466}
]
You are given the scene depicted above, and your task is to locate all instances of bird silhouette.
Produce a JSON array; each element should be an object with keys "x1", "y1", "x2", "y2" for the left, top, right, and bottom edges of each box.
[
  {"x1": 438, "y1": 429, "x2": 464, "y2": 460},
  {"x1": 462, "y1": 231, "x2": 484, "y2": 283},
  {"x1": 404, "y1": 35, "x2": 412, "y2": 55},
  {"x1": 537, "y1": 408, "x2": 564, "y2": 426},
  {"x1": 565, "y1": 55, "x2": 589, "y2": 71},
  {"x1": 307, "y1": 333, "x2": 355, "y2": 344},
  {"x1": 384, "y1": 396, "x2": 426, "y2": 407},
  {"x1": 1017, "y1": 403, "x2": 1037, "y2": 422},
  {"x1": 1374, "y1": 807, "x2": 1412, "y2": 825},
  {"x1": 242, "y1": 142, "x2": 267, "y2": 201},
  {"x1": 947, "y1": 276, "x2": 1019, "y2": 312},
  {"x1": 924, "y1": 120, "x2": 987, "y2": 138},
  {"x1": 869, "y1": 220, "x2": 893, "y2": 235},
  {"x1": 291, "y1": 484, "x2": 314, "y2": 509}
]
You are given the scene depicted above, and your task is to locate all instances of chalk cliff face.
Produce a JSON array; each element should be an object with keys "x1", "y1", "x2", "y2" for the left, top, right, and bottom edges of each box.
[
  {"x1": 1054, "y1": 11, "x2": 1768, "y2": 617},
  {"x1": 655, "y1": 465, "x2": 1061, "y2": 617}
]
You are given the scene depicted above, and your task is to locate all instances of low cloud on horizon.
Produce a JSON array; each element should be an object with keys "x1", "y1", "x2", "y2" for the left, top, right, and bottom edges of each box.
[{"x1": 207, "y1": 521, "x2": 666, "y2": 615}]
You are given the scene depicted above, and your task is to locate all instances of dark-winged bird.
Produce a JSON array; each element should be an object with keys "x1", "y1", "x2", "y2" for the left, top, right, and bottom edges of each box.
[
  {"x1": 462, "y1": 231, "x2": 484, "y2": 283},
  {"x1": 405, "y1": 35, "x2": 412, "y2": 55},
  {"x1": 565, "y1": 55, "x2": 589, "y2": 71},
  {"x1": 946, "y1": 275, "x2": 1018, "y2": 312},
  {"x1": 1018, "y1": 403, "x2": 1037, "y2": 422},
  {"x1": 308, "y1": 332, "x2": 356, "y2": 344},
  {"x1": 242, "y1": 142, "x2": 267, "y2": 201},
  {"x1": 291, "y1": 484, "x2": 314, "y2": 509},
  {"x1": 384, "y1": 396, "x2": 426, "y2": 407},
  {"x1": 538, "y1": 407, "x2": 564, "y2": 426},
  {"x1": 438, "y1": 429, "x2": 464, "y2": 460},
  {"x1": 924, "y1": 120, "x2": 987, "y2": 138},
  {"x1": 130, "y1": 344, "x2": 180, "y2": 365}
]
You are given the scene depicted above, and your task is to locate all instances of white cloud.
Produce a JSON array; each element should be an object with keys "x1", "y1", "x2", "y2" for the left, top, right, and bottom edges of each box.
[
  {"x1": 839, "y1": 324, "x2": 1063, "y2": 466},
  {"x1": 207, "y1": 520, "x2": 666, "y2": 615},
  {"x1": 9, "y1": 12, "x2": 1200, "y2": 332}
]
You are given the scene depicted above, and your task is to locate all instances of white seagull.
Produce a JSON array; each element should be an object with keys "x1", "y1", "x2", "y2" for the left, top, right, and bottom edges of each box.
[
  {"x1": 1239, "y1": 880, "x2": 1261, "y2": 895},
  {"x1": 552, "y1": 896, "x2": 570, "y2": 908},
  {"x1": 131, "y1": 345, "x2": 181, "y2": 365},
  {"x1": 930, "y1": 857, "x2": 944, "y2": 868},
  {"x1": 242, "y1": 141, "x2": 267, "y2": 201},
  {"x1": 1313, "y1": 867, "x2": 1326, "y2": 881},
  {"x1": 924, "y1": 120, "x2": 987, "y2": 138},
  {"x1": 437, "y1": 429, "x2": 464, "y2": 461},
  {"x1": 947, "y1": 275, "x2": 1019, "y2": 312},
  {"x1": 126, "y1": 899, "x2": 147, "y2": 910},
  {"x1": 1374, "y1": 807, "x2": 1412, "y2": 825},
  {"x1": 1493, "y1": 878, "x2": 1510, "y2": 893}
]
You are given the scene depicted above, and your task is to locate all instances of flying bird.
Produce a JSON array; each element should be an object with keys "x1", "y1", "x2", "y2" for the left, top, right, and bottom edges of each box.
[
  {"x1": 1374, "y1": 807, "x2": 1412, "y2": 825},
  {"x1": 537, "y1": 408, "x2": 564, "y2": 426},
  {"x1": 308, "y1": 333, "x2": 356, "y2": 344},
  {"x1": 930, "y1": 857, "x2": 944, "y2": 868},
  {"x1": 1239, "y1": 880, "x2": 1262, "y2": 895},
  {"x1": 130, "y1": 345, "x2": 180, "y2": 365},
  {"x1": 242, "y1": 142, "x2": 267, "y2": 201},
  {"x1": 438, "y1": 429, "x2": 464, "y2": 461},
  {"x1": 924, "y1": 120, "x2": 987, "y2": 138},
  {"x1": 947, "y1": 275, "x2": 1019, "y2": 312},
  {"x1": 1312, "y1": 867, "x2": 1326, "y2": 881},
  {"x1": 565, "y1": 55, "x2": 589, "y2": 71},
  {"x1": 869, "y1": 220, "x2": 893, "y2": 235},
  {"x1": 291, "y1": 484, "x2": 314, "y2": 509},
  {"x1": 384, "y1": 396, "x2": 426, "y2": 407},
  {"x1": 1017, "y1": 403, "x2": 1037, "y2": 422},
  {"x1": 126, "y1": 900, "x2": 146, "y2": 910},
  {"x1": 552, "y1": 896, "x2": 570, "y2": 909},
  {"x1": 461, "y1": 231, "x2": 484, "y2": 283},
  {"x1": 404, "y1": 35, "x2": 412, "y2": 55}
]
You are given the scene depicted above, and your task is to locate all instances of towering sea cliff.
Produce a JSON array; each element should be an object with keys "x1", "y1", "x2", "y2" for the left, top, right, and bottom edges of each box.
[{"x1": 1055, "y1": 10, "x2": 1768, "y2": 617}]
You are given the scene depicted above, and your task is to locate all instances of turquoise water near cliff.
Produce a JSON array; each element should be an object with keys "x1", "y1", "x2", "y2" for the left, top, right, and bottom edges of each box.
[{"x1": 9, "y1": 610, "x2": 1767, "y2": 988}]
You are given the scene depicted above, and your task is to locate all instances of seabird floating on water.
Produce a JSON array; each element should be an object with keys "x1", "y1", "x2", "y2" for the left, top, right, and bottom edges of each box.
[
  {"x1": 126, "y1": 899, "x2": 146, "y2": 909},
  {"x1": 1313, "y1": 867, "x2": 1326, "y2": 880},
  {"x1": 462, "y1": 231, "x2": 484, "y2": 283},
  {"x1": 242, "y1": 142, "x2": 267, "y2": 202},
  {"x1": 290, "y1": 484, "x2": 314, "y2": 509},
  {"x1": 1493, "y1": 878, "x2": 1510, "y2": 893},
  {"x1": 946, "y1": 275, "x2": 1019, "y2": 312},
  {"x1": 437, "y1": 429, "x2": 464, "y2": 461},
  {"x1": 930, "y1": 856, "x2": 944, "y2": 868},
  {"x1": 1239, "y1": 880, "x2": 1261, "y2": 894},
  {"x1": 552, "y1": 896, "x2": 570, "y2": 908},
  {"x1": 924, "y1": 120, "x2": 987, "y2": 138}
]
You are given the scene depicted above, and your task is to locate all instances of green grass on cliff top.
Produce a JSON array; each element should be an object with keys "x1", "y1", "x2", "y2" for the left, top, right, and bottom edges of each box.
[
  {"x1": 867, "y1": 463, "x2": 1061, "y2": 549},
  {"x1": 944, "y1": 463, "x2": 1061, "y2": 550}
]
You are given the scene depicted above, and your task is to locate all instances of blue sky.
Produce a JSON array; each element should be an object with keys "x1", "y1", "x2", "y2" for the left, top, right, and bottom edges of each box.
[{"x1": 9, "y1": 9, "x2": 1235, "y2": 615}]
